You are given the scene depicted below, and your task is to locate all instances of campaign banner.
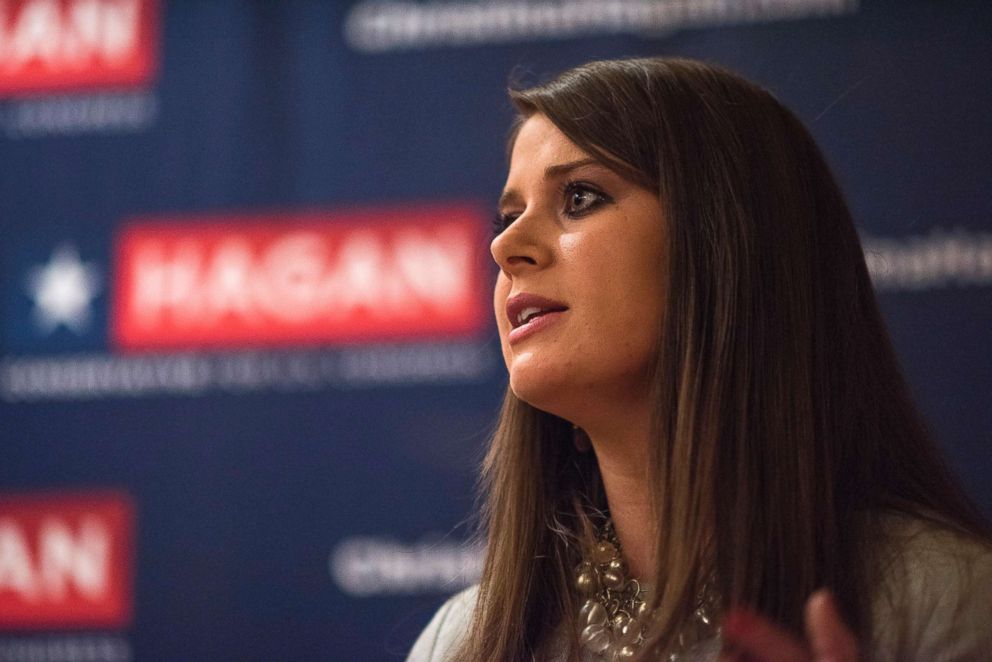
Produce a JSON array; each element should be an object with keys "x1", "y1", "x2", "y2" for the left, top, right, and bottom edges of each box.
[
  {"x1": 111, "y1": 205, "x2": 489, "y2": 351},
  {"x1": 0, "y1": 0, "x2": 158, "y2": 97},
  {"x1": 0, "y1": 492, "x2": 134, "y2": 630}
]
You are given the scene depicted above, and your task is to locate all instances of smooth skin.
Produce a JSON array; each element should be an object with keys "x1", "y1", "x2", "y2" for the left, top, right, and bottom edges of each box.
[{"x1": 493, "y1": 115, "x2": 860, "y2": 661}]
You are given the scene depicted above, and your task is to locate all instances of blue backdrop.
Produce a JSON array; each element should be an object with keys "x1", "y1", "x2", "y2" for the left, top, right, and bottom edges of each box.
[{"x1": 1, "y1": 1, "x2": 989, "y2": 660}]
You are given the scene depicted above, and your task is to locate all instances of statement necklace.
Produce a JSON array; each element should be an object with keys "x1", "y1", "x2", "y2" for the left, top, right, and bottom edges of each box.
[{"x1": 574, "y1": 521, "x2": 721, "y2": 661}]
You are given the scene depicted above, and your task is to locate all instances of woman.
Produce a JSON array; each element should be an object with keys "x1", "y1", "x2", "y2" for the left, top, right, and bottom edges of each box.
[{"x1": 408, "y1": 57, "x2": 992, "y2": 661}]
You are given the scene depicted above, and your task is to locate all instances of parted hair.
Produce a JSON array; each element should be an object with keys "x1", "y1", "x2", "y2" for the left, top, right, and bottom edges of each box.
[{"x1": 456, "y1": 57, "x2": 990, "y2": 661}]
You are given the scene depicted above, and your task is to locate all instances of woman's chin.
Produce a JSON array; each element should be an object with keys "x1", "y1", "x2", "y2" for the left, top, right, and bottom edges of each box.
[{"x1": 508, "y1": 369, "x2": 576, "y2": 419}]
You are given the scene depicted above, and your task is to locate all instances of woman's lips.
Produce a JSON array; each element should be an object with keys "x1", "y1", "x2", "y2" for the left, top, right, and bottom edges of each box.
[
  {"x1": 504, "y1": 293, "x2": 569, "y2": 344},
  {"x1": 507, "y1": 309, "x2": 566, "y2": 344}
]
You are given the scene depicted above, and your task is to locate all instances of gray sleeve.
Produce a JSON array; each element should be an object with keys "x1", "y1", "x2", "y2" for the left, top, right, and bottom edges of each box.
[
  {"x1": 870, "y1": 519, "x2": 992, "y2": 661},
  {"x1": 406, "y1": 585, "x2": 479, "y2": 662}
]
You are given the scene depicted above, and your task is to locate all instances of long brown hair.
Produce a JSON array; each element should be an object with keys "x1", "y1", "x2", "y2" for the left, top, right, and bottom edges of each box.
[{"x1": 458, "y1": 57, "x2": 990, "y2": 661}]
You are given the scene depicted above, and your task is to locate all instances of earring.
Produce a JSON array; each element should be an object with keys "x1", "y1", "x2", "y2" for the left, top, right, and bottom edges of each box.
[{"x1": 572, "y1": 425, "x2": 592, "y2": 453}]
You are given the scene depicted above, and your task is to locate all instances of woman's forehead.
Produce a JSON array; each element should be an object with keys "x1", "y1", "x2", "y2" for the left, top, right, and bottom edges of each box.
[{"x1": 509, "y1": 115, "x2": 588, "y2": 166}]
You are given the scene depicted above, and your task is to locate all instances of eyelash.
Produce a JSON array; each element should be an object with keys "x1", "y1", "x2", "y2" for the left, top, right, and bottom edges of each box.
[{"x1": 493, "y1": 181, "x2": 611, "y2": 237}]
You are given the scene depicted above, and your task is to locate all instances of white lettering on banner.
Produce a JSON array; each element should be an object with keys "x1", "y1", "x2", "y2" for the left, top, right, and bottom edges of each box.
[
  {"x1": 330, "y1": 537, "x2": 483, "y2": 596},
  {"x1": 38, "y1": 518, "x2": 109, "y2": 600},
  {"x1": 0, "y1": 635, "x2": 131, "y2": 662},
  {"x1": 344, "y1": 0, "x2": 857, "y2": 52},
  {"x1": 3, "y1": 91, "x2": 158, "y2": 138},
  {"x1": 111, "y1": 208, "x2": 487, "y2": 348},
  {"x1": 126, "y1": 229, "x2": 473, "y2": 329},
  {"x1": 0, "y1": 344, "x2": 493, "y2": 401},
  {"x1": 0, "y1": 516, "x2": 109, "y2": 602},
  {"x1": 0, "y1": 519, "x2": 34, "y2": 598},
  {"x1": 862, "y1": 228, "x2": 992, "y2": 291},
  {"x1": 0, "y1": 0, "x2": 141, "y2": 71}
]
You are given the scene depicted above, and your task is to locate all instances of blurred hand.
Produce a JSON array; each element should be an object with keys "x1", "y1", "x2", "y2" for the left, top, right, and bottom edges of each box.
[{"x1": 719, "y1": 589, "x2": 859, "y2": 662}]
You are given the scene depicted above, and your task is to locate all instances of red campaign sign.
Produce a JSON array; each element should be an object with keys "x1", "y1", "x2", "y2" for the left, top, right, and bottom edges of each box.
[
  {"x1": 0, "y1": 0, "x2": 158, "y2": 97},
  {"x1": 0, "y1": 492, "x2": 134, "y2": 630},
  {"x1": 111, "y1": 205, "x2": 490, "y2": 351}
]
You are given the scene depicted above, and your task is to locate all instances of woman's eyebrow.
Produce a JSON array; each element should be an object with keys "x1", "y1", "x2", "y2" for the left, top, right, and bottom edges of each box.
[
  {"x1": 498, "y1": 158, "x2": 603, "y2": 209},
  {"x1": 543, "y1": 157, "x2": 600, "y2": 179}
]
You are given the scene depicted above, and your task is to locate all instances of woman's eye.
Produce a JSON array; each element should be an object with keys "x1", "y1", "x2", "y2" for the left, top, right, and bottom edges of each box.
[
  {"x1": 492, "y1": 183, "x2": 608, "y2": 236},
  {"x1": 563, "y1": 183, "x2": 608, "y2": 217}
]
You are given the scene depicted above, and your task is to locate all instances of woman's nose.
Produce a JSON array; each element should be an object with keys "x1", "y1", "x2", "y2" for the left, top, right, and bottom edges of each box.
[{"x1": 490, "y1": 211, "x2": 554, "y2": 276}]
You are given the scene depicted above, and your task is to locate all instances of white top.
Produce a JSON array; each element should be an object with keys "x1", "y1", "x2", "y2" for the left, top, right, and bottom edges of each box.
[{"x1": 407, "y1": 516, "x2": 992, "y2": 661}]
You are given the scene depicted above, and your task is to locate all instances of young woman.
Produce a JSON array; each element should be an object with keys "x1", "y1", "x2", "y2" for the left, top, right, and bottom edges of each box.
[{"x1": 408, "y1": 57, "x2": 992, "y2": 661}]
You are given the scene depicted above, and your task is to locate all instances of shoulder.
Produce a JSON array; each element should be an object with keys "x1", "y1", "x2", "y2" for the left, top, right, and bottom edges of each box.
[
  {"x1": 406, "y1": 585, "x2": 478, "y2": 662},
  {"x1": 869, "y1": 513, "x2": 992, "y2": 662}
]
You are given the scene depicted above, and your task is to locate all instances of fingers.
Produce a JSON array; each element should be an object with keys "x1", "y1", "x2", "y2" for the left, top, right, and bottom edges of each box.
[
  {"x1": 722, "y1": 608, "x2": 809, "y2": 662},
  {"x1": 720, "y1": 591, "x2": 860, "y2": 662},
  {"x1": 804, "y1": 590, "x2": 859, "y2": 661}
]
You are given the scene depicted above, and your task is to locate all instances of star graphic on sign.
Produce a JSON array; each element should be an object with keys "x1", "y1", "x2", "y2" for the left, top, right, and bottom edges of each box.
[{"x1": 26, "y1": 244, "x2": 103, "y2": 335}]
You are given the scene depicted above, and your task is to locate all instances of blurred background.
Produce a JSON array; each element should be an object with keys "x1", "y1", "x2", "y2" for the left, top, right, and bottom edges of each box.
[{"x1": 0, "y1": 1, "x2": 989, "y2": 660}]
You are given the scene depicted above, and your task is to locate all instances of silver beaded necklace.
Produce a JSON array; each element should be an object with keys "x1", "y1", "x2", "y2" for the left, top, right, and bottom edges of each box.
[{"x1": 575, "y1": 521, "x2": 721, "y2": 661}]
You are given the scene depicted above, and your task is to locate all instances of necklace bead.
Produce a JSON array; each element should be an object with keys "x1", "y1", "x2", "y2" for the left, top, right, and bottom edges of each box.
[{"x1": 575, "y1": 520, "x2": 721, "y2": 661}]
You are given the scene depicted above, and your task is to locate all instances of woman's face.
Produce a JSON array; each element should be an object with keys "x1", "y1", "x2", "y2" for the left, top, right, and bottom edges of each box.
[{"x1": 492, "y1": 114, "x2": 669, "y2": 424}]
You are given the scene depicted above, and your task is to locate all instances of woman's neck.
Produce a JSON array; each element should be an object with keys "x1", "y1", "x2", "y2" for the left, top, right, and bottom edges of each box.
[{"x1": 582, "y1": 405, "x2": 657, "y2": 583}]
